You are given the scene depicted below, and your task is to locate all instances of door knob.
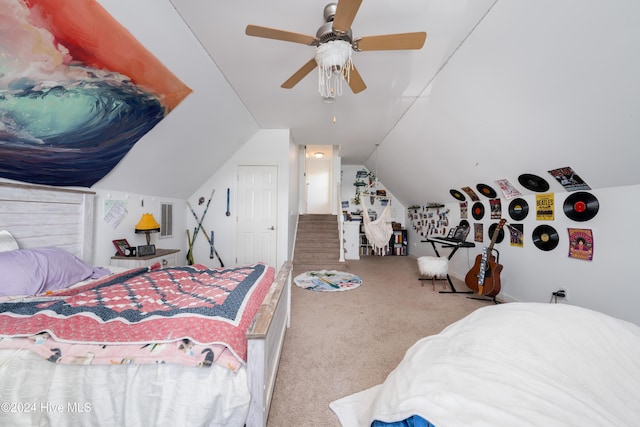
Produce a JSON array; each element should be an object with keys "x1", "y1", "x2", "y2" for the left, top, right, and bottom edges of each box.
[{"x1": 268, "y1": 226, "x2": 275, "y2": 230}]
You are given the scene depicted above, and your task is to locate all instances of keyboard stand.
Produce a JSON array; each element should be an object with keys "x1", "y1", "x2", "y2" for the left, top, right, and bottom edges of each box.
[{"x1": 423, "y1": 238, "x2": 475, "y2": 294}]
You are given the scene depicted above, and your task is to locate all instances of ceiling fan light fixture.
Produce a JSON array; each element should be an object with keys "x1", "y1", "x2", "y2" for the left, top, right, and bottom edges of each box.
[{"x1": 315, "y1": 40, "x2": 352, "y2": 99}]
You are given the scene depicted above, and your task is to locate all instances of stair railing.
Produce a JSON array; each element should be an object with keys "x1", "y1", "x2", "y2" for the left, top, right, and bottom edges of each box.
[{"x1": 337, "y1": 181, "x2": 345, "y2": 262}]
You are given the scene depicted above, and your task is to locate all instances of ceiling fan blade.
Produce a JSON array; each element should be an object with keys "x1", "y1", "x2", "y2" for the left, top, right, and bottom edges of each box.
[
  {"x1": 282, "y1": 58, "x2": 318, "y2": 89},
  {"x1": 332, "y1": 0, "x2": 362, "y2": 34},
  {"x1": 355, "y1": 32, "x2": 427, "y2": 51},
  {"x1": 246, "y1": 25, "x2": 317, "y2": 45},
  {"x1": 346, "y1": 64, "x2": 366, "y2": 94}
]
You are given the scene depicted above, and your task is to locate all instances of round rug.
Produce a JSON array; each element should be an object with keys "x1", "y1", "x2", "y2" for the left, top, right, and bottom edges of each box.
[{"x1": 294, "y1": 270, "x2": 362, "y2": 292}]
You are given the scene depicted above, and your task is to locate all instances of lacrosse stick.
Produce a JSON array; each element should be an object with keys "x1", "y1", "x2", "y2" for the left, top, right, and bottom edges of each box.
[{"x1": 187, "y1": 198, "x2": 225, "y2": 267}]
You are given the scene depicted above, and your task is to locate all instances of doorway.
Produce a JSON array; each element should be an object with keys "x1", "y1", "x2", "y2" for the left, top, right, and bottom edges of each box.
[{"x1": 305, "y1": 145, "x2": 334, "y2": 214}]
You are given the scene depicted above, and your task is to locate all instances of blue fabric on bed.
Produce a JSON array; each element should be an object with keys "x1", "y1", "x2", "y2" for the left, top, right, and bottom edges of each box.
[{"x1": 372, "y1": 415, "x2": 435, "y2": 427}]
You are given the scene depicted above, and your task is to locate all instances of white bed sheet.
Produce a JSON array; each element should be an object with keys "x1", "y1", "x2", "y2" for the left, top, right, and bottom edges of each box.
[
  {"x1": 331, "y1": 303, "x2": 640, "y2": 427},
  {"x1": 0, "y1": 349, "x2": 250, "y2": 426}
]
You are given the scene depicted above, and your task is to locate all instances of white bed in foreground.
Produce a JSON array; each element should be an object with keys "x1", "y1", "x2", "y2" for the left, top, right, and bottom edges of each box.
[{"x1": 330, "y1": 302, "x2": 640, "y2": 427}]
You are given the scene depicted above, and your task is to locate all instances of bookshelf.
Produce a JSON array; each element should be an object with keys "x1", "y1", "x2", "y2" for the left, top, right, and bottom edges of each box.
[
  {"x1": 358, "y1": 224, "x2": 408, "y2": 256},
  {"x1": 389, "y1": 229, "x2": 408, "y2": 256}
]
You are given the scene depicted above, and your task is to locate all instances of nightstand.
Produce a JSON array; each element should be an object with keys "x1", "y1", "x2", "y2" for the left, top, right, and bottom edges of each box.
[{"x1": 110, "y1": 248, "x2": 180, "y2": 269}]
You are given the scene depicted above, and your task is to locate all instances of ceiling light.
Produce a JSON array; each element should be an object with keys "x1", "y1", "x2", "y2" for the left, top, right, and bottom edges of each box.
[
  {"x1": 314, "y1": 152, "x2": 325, "y2": 158},
  {"x1": 315, "y1": 40, "x2": 352, "y2": 100}
]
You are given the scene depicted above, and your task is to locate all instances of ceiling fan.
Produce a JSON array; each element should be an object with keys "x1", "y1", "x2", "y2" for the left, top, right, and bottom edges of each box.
[{"x1": 245, "y1": 0, "x2": 426, "y2": 95}]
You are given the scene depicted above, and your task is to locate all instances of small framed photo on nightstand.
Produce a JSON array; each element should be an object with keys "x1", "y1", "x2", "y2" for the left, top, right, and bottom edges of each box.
[{"x1": 112, "y1": 239, "x2": 131, "y2": 256}]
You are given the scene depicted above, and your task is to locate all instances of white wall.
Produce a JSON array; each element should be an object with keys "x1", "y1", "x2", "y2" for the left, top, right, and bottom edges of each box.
[
  {"x1": 288, "y1": 136, "x2": 301, "y2": 260},
  {"x1": 58, "y1": 128, "x2": 297, "y2": 271},
  {"x1": 408, "y1": 184, "x2": 640, "y2": 325},
  {"x1": 91, "y1": 190, "x2": 186, "y2": 266},
  {"x1": 91, "y1": 130, "x2": 296, "y2": 269},
  {"x1": 187, "y1": 129, "x2": 295, "y2": 270}
]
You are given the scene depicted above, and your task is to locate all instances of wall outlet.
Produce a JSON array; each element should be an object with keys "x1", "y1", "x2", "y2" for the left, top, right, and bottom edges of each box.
[
  {"x1": 559, "y1": 286, "x2": 569, "y2": 301},
  {"x1": 552, "y1": 287, "x2": 568, "y2": 303}
]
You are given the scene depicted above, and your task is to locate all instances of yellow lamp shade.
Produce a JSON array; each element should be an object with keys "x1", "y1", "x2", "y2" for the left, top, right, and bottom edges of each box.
[{"x1": 135, "y1": 213, "x2": 160, "y2": 245}]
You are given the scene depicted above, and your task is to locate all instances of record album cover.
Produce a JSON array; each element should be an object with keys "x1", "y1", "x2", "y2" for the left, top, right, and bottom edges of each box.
[
  {"x1": 568, "y1": 228, "x2": 593, "y2": 261},
  {"x1": 549, "y1": 167, "x2": 591, "y2": 191}
]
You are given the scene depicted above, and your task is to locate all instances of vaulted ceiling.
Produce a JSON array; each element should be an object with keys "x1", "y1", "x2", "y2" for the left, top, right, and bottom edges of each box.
[{"x1": 95, "y1": 0, "x2": 639, "y2": 204}]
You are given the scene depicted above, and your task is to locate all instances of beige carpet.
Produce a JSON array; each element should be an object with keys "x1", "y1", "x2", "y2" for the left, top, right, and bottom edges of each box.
[{"x1": 267, "y1": 255, "x2": 491, "y2": 426}]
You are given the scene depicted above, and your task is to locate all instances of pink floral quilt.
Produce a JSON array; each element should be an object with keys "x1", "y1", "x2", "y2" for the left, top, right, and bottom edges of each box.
[{"x1": 0, "y1": 263, "x2": 274, "y2": 368}]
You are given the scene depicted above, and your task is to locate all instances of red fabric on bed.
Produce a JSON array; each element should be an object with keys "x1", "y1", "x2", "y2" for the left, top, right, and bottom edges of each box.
[{"x1": 0, "y1": 263, "x2": 275, "y2": 363}]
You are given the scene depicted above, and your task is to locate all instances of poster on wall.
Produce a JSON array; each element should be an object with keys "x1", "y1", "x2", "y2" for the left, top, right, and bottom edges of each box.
[
  {"x1": 473, "y1": 223, "x2": 484, "y2": 243},
  {"x1": 535, "y1": 193, "x2": 554, "y2": 220},
  {"x1": 489, "y1": 199, "x2": 502, "y2": 219},
  {"x1": 548, "y1": 167, "x2": 591, "y2": 192},
  {"x1": 460, "y1": 202, "x2": 468, "y2": 219},
  {"x1": 495, "y1": 179, "x2": 522, "y2": 199},
  {"x1": 103, "y1": 199, "x2": 127, "y2": 229},
  {"x1": 568, "y1": 228, "x2": 594, "y2": 261},
  {"x1": 461, "y1": 187, "x2": 480, "y2": 201},
  {"x1": 0, "y1": 0, "x2": 192, "y2": 187},
  {"x1": 508, "y1": 223, "x2": 524, "y2": 247}
]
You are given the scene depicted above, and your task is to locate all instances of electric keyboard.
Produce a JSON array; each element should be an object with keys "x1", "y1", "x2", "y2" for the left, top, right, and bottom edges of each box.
[{"x1": 425, "y1": 236, "x2": 475, "y2": 247}]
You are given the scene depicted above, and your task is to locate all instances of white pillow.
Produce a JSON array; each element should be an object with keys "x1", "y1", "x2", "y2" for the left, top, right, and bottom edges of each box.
[{"x1": 0, "y1": 230, "x2": 19, "y2": 252}]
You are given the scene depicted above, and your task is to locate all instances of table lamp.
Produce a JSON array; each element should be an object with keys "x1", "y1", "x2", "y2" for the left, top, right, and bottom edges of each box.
[{"x1": 135, "y1": 213, "x2": 160, "y2": 255}]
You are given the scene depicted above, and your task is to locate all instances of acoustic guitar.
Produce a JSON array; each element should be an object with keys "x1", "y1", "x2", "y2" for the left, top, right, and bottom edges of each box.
[{"x1": 465, "y1": 219, "x2": 506, "y2": 296}]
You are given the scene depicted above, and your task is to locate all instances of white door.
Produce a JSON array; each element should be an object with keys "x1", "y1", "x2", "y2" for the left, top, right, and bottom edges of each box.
[{"x1": 236, "y1": 165, "x2": 278, "y2": 267}]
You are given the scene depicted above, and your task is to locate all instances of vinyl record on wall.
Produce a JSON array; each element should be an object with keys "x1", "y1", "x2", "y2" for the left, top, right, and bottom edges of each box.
[
  {"x1": 488, "y1": 222, "x2": 505, "y2": 244},
  {"x1": 508, "y1": 198, "x2": 529, "y2": 221},
  {"x1": 472, "y1": 202, "x2": 485, "y2": 220},
  {"x1": 532, "y1": 224, "x2": 559, "y2": 251},
  {"x1": 563, "y1": 192, "x2": 599, "y2": 222},
  {"x1": 450, "y1": 189, "x2": 466, "y2": 201},
  {"x1": 518, "y1": 173, "x2": 550, "y2": 192},
  {"x1": 476, "y1": 183, "x2": 497, "y2": 199}
]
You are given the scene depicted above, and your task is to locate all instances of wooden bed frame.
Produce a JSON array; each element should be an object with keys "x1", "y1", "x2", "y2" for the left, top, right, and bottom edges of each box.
[
  {"x1": 0, "y1": 181, "x2": 95, "y2": 261},
  {"x1": 0, "y1": 181, "x2": 291, "y2": 427}
]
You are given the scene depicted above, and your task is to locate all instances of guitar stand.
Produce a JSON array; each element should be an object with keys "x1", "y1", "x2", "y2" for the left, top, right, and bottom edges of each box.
[{"x1": 467, "y1": 248, "x2": 501, "y2": 304}]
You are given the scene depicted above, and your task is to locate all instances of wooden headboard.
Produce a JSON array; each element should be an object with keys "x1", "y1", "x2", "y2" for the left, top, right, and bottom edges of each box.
[{"x1": 0, "y1": 182, "x2": 95, "y2": 262}]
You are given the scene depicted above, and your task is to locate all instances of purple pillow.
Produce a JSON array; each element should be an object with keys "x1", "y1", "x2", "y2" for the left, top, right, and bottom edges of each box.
[{"x1": 0, "y1": 247, "x2": 109, "y2": 297}]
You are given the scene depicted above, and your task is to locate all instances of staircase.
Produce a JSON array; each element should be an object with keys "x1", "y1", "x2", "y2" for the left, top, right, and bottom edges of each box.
[{"x1": 293, "y1": 214, "x2": 347, "y2": 274}]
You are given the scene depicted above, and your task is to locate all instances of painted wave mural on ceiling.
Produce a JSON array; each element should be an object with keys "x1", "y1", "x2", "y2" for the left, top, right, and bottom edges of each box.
[{"x1": 0, "y1": 0, "x2": 192, "y2": 187}]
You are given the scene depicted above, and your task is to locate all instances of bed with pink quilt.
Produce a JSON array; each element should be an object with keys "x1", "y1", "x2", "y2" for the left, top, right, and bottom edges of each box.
[{"x1": 0, "y1": 182, "x2": 291, "y2": 427}]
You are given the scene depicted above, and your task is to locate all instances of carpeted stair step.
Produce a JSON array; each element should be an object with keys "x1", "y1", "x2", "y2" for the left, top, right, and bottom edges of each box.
[
  {"x1": 297, "y1": 222, "x2": 339, "y2": 231},
  {"x1": 298, "y1": 214, "x2": 336, "y2": 222},
  {"x1": 296, "y1": 233, "x2": 339, "y2": 241},
  {"x1": 295, "y1": 240, "x2": 340, "y2": 250},
  {"x1": 295, "y1": 252, "x2": 341, "y2": 262},
  {"x1": 294, "y1": 214, "x2": 345, "y2": 274}
]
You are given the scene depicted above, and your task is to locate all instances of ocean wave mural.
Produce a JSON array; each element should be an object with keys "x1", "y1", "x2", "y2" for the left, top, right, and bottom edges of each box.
[{"x1": 0, "y1": 0, "x2": 192, "y2": 187}]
